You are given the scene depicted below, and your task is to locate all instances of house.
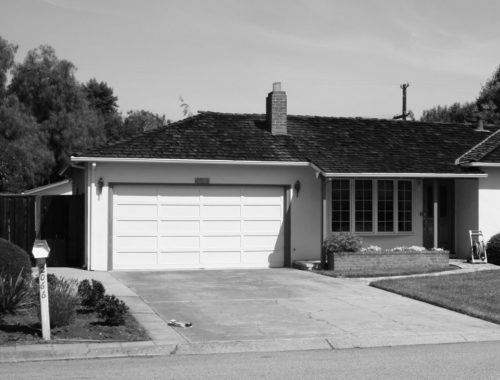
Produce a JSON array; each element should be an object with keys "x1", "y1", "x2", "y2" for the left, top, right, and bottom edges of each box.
[
  {"x1": 22, "y1": 179, "x2": 73, "y2": 196},
  {"x1": 71, "y1": 83, "x2": 500, "y2": 271}
]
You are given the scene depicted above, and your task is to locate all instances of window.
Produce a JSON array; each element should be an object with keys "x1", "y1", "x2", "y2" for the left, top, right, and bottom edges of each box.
[
  {"x1": 377, "y1": 180, "x2": 394, "y2": 232},
  {"x1": 398, "y1": 181, "x2": 412, "y2": 232},
  {"x1": 331, "y1": 179, "x2": 350, "y2": 232},
  {"x1": 331, "y1": 179, "x2": 412, "y2": 234},
  {"x1": 355, "y1": 180, "x2": 373, "y2": 232}
]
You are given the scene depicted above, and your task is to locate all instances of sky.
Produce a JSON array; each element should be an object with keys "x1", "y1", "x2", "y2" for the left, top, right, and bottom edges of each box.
[{"x1": 1, "y1": 0, "x2": 500, "y2": 121}]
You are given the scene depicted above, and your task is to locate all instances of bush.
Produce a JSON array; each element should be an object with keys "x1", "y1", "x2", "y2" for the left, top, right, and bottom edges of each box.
[
  {"x1": 0, "y1": 270, "x2": 33, "y2": 316},
  {"x1": 36, "y1": 275, "x2": 79, "y2": 328},
  {"x1": 0, "y1": 238, "x2": 32, "y2": 279},
  {"x1": 487, "y1": 233, "x2": 500, "y2": 265},
  {"x1": 78, "y1": 279, "x2": 105, "y2": 309},
  {"x1": 96, "y1": 295, "x2": 129, "y2": 326},
  {"x1": 323, "y1": 232, "x2": 362, "y2": 254}
]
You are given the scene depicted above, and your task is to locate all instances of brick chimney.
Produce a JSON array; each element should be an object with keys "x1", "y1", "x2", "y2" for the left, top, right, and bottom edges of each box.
[{"x1": 266, "y1": 82, "x2": 287, "y2": 135}]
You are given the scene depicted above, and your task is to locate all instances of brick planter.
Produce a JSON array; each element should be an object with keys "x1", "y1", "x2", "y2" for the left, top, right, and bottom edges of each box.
[{"x1": 326, "y1": 250, "x2": 449, "y2": 275}]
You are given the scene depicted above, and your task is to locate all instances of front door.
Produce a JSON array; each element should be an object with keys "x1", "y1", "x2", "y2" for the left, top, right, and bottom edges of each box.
[{"x1": 422, "y1": 180, "x2": 454, "y2": 253}]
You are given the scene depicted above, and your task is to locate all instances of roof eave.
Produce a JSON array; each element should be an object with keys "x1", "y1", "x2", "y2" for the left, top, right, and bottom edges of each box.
[{"x1": 321, "y1": 172, "x2": 487, "y2": 178}]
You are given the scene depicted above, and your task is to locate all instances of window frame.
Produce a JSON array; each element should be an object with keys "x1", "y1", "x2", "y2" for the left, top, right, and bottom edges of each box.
[{"x1": 330, "y1": 178, "x2": 414, "y2": 235}]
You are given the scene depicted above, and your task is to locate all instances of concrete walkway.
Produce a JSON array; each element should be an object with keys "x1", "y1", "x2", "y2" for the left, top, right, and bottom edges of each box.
[{"x1": 2, "y1": 263, "x2": 500, "y2": 362}]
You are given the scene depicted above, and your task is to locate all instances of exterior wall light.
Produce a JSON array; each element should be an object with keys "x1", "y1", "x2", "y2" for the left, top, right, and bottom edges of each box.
[
  {"x1": 97, "y1": 177, "x2": 104, "y2": 194},
  {"x1": 294, "y1": 180, "x2": 301, "y2": 197}
]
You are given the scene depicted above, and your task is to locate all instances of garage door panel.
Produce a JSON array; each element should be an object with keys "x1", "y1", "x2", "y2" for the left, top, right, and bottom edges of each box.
[
  {"x1": 202, "y1": 187, "x2": 241, "y2": 204},
  {"x1": 200, "y1": 251, "x2": 241, "y2": 266},
  {"x1": 242, "y1": 188, "x2": 282, "y2": 204},
  {"x1": 243, "y1": 220, "x2": 282, "y2": 235},
  {"x1": 115, "y1": 204, "x2": 157, "y2": 219},
  {"x1": 243, "y1": 250, "x2": 284, "y2": 267},
  {"x1": 244, "y1": 205, "x2": 281, "y2": 219},
  {"x1": 158, "y1": 186, "x2": 200, "y2": 203},
  {"x1": 159, "y1": 236, "x2": 200, "y2": 251},
  {"x1": 158, "y1": 252, "x2": 200, "y2": 265},
  {"x1": 160, "y1": 204, "x2": 200, "y2": 218},
  {"x1": 113, "y1": 185, "x2": 285, "y2": 269},
  {"x1": 202, "y1": 236, "x2": 241, "y2": 251},
  {"x1": 202, "y1": 220, "x2": 240, "y2": 234},
  {"x1": 243, "y1": 235, "x2": 283, "y2": 251},
  {"x1": 159, "y1": 220, "x2": 199, "y2": 235},
  {"x1": 115, "y1": 220, "x2": 157, "y2": 235},
  {"x1": 114, "y1": 236, "x2": 157, "y2": 252},
  {"x1": 203, "y1": 205, "x2": 240, "y2": 218}
]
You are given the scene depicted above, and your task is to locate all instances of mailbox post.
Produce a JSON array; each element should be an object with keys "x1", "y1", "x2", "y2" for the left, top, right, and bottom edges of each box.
[{"x1": 32, "y1": 240, "x2": 51, "y2": 341}]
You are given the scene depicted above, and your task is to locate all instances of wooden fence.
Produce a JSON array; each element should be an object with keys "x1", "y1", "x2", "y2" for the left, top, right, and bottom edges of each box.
[{"x1": 0, "y1": 195, "x2": 85, "y2": 267}]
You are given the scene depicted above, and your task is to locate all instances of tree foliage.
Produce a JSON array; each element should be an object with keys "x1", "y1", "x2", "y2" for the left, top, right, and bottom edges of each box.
[
  {"x1": 0, "y1": 37, "x2": 17, "y2": 100},
  {"x1": 123, "y1": 110, "x2": 165, "y2": 137},
  {"x1": 83, "y1": 78, "x2": 118, "y2": 115},
  {"x1": 421, "y1": 64, "x2": 500, "y2": 124}
]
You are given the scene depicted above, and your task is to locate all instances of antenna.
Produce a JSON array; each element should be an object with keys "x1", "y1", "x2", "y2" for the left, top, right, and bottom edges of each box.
[{"x1": 393, "y1": 83, "x2": 411, "y2": 120}]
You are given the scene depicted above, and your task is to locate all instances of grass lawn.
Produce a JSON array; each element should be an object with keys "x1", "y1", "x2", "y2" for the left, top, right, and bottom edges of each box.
[{"x1": 371, "y1": 270, "x2": 500, "y2": 324}]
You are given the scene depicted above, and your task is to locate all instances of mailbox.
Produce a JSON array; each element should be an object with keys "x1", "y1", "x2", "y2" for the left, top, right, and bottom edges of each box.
[{"x1": 32, "y1": 240, "x2": 51, "y2": 260}]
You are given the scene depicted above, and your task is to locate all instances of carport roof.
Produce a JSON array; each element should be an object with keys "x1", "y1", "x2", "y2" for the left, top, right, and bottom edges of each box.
[{"x1": 74, "y1": 111, "x2": 500, "y2": 175}]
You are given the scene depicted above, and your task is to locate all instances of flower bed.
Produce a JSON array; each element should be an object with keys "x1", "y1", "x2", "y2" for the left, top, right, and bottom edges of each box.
[{"x1": 327, "y1": 247, "x2": 449, "y2": 276}]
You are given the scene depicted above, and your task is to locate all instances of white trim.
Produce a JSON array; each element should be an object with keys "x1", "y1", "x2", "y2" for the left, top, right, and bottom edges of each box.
[
  {"x1": 70, "y1": 156, "x2": 488, "y2": 177},
  {"x1": 71, "y1": 156, "x2": 310, "y2": 166},
  {"x1": 463, "y1": 162, "x2": 500, "y2": 167},
  {"x1": 322, "y1": 172, "x2": 487, "y2": 178},
  {"x1": 455, "y1": 128, "x2": 500, "y2": 165},
  {"x1": 22, "y1": 180, "x2": 71, "y2": 195}
]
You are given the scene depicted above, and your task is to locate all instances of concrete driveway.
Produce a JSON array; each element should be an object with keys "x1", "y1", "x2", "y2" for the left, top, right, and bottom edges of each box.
[{"x1": 112, "y1": 268, "x2": 500, "y2": 349}]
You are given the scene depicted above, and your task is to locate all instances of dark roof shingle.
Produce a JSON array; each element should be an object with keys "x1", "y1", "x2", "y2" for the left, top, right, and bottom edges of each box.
[{"x1": 77, "y1": 112, "x2": 500, "y2": 174}]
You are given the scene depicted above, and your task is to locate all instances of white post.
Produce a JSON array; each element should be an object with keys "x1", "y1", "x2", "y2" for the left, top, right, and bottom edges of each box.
[
  {"x1": 37, "y1": 258, "x2": 51, "y2": 341},
  {"x1": 433, "y1": 181, "x2": 439, "y2": 249}
]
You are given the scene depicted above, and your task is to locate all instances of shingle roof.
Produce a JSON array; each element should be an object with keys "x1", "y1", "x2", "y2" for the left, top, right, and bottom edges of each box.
[
  {"x1": 77, "y1": 111, "x2": 500, "y2": 174},
  {"x1": 456, "y1": 128, "x2": 500, "y2": 164}
]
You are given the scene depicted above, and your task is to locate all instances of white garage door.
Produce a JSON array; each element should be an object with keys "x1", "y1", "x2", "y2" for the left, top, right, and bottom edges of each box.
[{"x1": 112, "y1": 185, "x2": 285, "y2": 270}]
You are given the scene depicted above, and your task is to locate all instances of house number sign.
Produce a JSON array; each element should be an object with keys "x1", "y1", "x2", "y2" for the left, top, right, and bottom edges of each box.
[{"x1": 32, "y1": 240, "x2": 51, "y2": 341}]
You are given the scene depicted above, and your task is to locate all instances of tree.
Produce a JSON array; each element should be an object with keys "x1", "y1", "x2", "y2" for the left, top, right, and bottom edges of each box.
[
  {"x1": 476, "y1": 65, "x2": 500, "y2": 124},
  {"x1": 0, "y1": 96, "x2": 53, "y2": 192},
  {"x1": 8, "y1": 45, "x2": 85, "y2": 122},
  {"x1": 0, "y1": 37, "x2": 17, "y2": 101},
  {"x1": 83, "y1": 78, "x2": 118, "y2": 115},
  {"x1": 123, "y1": 110, "x2": 166, "y2": 138},
  {"x1": 420, "y1": 102, "x2": 476, "y2": 123}
]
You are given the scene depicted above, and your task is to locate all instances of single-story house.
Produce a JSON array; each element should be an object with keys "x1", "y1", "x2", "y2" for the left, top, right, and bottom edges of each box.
[
  {"x1": 71, "y1": 83, "x2": 500, "y2": 271},
  {"x1": 22, "y1": 179, "x2": 73, "y2": 196}
]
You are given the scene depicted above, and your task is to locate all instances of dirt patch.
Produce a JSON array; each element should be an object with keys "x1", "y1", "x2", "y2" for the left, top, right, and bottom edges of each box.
[{"x1": 0, "y1": 308, "x2": 149, "y2": 345}]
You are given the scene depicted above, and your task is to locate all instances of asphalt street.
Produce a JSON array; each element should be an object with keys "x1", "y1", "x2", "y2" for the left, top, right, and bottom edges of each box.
[{"x1": 2, "y1": 341, "x2": 500, "y2": 379}]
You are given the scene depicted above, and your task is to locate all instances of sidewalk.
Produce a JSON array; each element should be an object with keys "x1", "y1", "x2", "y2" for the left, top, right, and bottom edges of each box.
[{"x1": 2, "y1": 263, "x2": 500, "y2": 363}]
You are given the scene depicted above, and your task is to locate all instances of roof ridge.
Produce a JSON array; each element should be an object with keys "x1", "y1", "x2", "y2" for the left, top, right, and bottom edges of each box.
[{"x1": 455, "y1": 128, "x2": 500, "y2": 165}]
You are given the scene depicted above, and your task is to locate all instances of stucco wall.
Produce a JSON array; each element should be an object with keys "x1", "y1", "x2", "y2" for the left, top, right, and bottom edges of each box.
[
  {"x1": 324, "y1": 179, "x2": 424, "y2": 250},
  {"x1": 479, "y1": 168, "x2": 500, "y2": 245},
  {"x1": 85, "y1": 162, "x2": 322, "y2": 270},
  {"x1": 455, "y1": 179, "x2": 478, "y2": 258}
]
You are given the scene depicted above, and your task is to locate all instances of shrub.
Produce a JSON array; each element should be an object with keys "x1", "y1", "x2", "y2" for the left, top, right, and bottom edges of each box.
[
  {"x1": 487, "y1": 233, "x2": 500, "y2": 265},
  {"x1": 323, "y1": 232, "x2": 362, "y2": 254},
  {"x1": 96, "y1": 295, "x2": 129, "y2": 326},
  {"x1": 36, "y1": 275, "x2": 79, "y2": 328},
  {"x1": 0, "y1": 270, "x2": 33, "y2": 317},
  {"x1": 0, "y1": 238, "x2": 32, "y2": 279},
  {"x1": 78, "y1": 279, "x2": 106, "y2": 309}
]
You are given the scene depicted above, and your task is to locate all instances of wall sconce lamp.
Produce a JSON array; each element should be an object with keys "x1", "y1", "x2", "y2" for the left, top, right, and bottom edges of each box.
[
  {"x1": 294, "y1": 180, "x2": 301, "y2": 197},
  {"x1": 97, "y1": 177, "x2": 104, "y2": 194}
]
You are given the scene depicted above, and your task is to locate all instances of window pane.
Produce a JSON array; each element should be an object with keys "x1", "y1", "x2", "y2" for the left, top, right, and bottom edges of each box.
[
  {"x1": 377, "y1": 180, "x2": 394, "y2": 232},
  {"x1": 331, "y1": 180, "x2": 350, "y2": 232},
  {"x1": 398, "y1": 181, "x2": 412, "y2": 232},
  {"x1": 354, "y1": 180, "x2": 372, "y2": 232}
]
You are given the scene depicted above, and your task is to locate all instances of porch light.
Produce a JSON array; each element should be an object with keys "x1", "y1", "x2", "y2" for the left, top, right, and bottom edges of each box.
[
  {"x1": 294, "y1": 180, "x2": 301, "y2": 197},
  {"x1": 97, "y1": 177, "x2": 104, "y2": 194}
]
